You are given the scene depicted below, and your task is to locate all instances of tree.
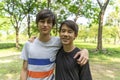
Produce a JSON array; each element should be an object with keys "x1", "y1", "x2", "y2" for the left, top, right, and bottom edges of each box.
[
  {"x1": 47, "y1": 0, "x2": 51, "y2": 9},
  {"x1": 97, "y1": 0, "x2": 110, "y2": 50},
  {"x1": 52, "y1": 0, "x2": 99, "y2": 36},
  {"x1": 0, "y1": 17, "x2": 12, "y2": 35},
  {"x1": 89, "y1": 24, "x2": 98, "y2": 43},
  {"x1": 106, "y1": 0, "x2": 120, "y2": 43},
  {"x1": 21, "y1": 0, "x2": 41, "y2": 38},
  {"x1": 68, "y1": 0, "x2": 99, "y2": 24},
  {"x1": 78, "y1": 25, "x2": 89, "y2": 42},
  {"x1": 3, "y1": 0, "x2": 26, "y2": 49}
]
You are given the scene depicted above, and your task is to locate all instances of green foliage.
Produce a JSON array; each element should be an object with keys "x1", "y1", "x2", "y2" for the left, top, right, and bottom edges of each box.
[
  {"x1": 89, "y1": 24, "x2": 98, "y2": 38},
  {"x1": 0, "y1": 43, "x2": 23, "y2": 49},
  {"x1": 0, "y1": 0, "x2": 119, "y2": 49},
  {"x1": 75, "y1": 42, "x2": 97, "y2": 50},
  {"x1": 30, "y1": 21, "x2": 39, "y2": 36},
  {"x1": 0, "y1": 43, "x2": 16, "y2": 49},
  {"x1": 68, "y1": 4, "x2": 79, "y2": 14},
  {"x1": 106, "y1": 48, "x2": 120, "y2": 58}
]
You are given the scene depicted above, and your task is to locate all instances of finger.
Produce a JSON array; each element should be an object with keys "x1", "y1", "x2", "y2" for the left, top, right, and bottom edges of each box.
[
  {"x1": 73, "y1": 52, "x2": 80, "y2": 59},
  {"x1": 77, "y1": 58, "x2": 84, "y2": 65},
  {"x1": 82, "y1": 60, "x2": 87, "y2": 65},
  {"x1": 76, "y1": 57, "x2": 83, "y2": 65},
  {"x1": 80, "y1": 58, "x2": 87, "y2": 65},
  {"x1": 77, "y1": 62, "x2": 84, "y2": 66},
  {"x1": 77, "y1": 56, "x2": 83, "y2": 62},
  {"x1": 77, "y1": 58, "x2": 88, "y2": 65}
]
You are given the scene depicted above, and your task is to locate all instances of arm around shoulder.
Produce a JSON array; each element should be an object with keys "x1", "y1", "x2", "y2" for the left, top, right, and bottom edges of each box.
[{"x1": 74, "y1": 48, "x2": 89, "y2": 65}]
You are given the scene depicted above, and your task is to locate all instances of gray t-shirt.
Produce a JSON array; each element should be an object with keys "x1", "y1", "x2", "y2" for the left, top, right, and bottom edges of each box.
[{"x1": 21, "y1": 37, "x2": 61, "y2": 80}]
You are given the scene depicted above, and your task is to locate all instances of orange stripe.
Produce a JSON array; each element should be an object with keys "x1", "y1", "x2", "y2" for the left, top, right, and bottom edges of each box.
[{"x1": 28, "y1": 69, "x2": 54, "y2": 78}]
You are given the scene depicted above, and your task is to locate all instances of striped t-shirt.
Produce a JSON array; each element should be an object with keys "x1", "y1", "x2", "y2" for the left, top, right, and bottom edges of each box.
[{"x1": 21, "y1": 37, "x2": 61, "y2": 80}]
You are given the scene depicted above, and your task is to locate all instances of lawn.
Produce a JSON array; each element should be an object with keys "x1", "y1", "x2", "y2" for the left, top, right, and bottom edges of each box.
[
  {"x1": 0, "y1": 43, "x2": 120, "y2": 80},
  {"x1": 0, "y1": 48, "x2": 22, "y2": 80}
]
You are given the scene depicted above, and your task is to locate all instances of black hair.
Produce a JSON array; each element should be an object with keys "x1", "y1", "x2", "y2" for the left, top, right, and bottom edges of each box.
[
  {"x1": 59, "y1": 20, "x2": 79, "y2": 35},
  {"x1": 36, "y1": 9, "x2": 56, "y2": 26}
]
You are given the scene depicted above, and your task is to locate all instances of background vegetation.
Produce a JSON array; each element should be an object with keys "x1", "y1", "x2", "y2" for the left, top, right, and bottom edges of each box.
[
  {"x1": 0, "y1": 0, "x2": 120, "y2": 80},
  {"x1": 0, "y1": 42, "x2": 120, "y2": 80}
]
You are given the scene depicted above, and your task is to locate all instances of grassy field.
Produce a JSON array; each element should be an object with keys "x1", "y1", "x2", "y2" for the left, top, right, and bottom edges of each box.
[
  {"x1": 0, "y1": 42, "x2": 120, "y2": 80},
  {"x1": 0, "y1": 48, "x2": 22, "y2": 80}
]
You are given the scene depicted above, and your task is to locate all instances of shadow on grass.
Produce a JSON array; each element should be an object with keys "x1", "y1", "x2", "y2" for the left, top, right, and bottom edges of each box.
[{"x1": 0, "y1": 55, "x2": 22, "y2": 80}]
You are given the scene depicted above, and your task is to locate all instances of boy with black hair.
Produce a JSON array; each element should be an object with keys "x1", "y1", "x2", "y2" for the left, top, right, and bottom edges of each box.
[{"x1": 55, "y1": 20, "x2": 92, "y2": 80}]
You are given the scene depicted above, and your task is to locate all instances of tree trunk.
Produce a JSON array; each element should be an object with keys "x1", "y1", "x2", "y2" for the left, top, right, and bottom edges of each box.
[
  {"x1": 28, "y1": 14, "x2": 31, "y2": 38},
  {"x1": 97, "y1": 10, "x2": 104, "y2": 50},
  {"x1": 15, "y1": 26, "x2": 19, "y2": 49},
  {"x1": 74, "y1": 16, "x2": 79, "y2": 22},
  {"x1": 47, "y1": 0, "x2": 51, "y2": 9},
  {"x1": 97, "y1": 0, "x2": 110, "y2": 50}
]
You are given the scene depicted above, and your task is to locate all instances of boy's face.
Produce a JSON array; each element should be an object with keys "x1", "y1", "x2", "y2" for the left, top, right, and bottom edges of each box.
[
  {"x1": 59, "y1": 24, "x2": 77, "y2": 45},
  {"x1": 38, "y1": 17, "x2": 53, "y2": 35}
]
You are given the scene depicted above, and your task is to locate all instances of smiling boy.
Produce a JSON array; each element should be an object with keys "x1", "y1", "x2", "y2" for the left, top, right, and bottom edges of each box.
[{"x1": 55, "y1": 20, "x2": 92, "y2": 80}]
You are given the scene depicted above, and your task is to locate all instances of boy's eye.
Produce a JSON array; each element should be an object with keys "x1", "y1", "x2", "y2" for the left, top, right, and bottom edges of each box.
[
  {"x1": 39, "y1": 20, "x2": 52, "y2": 24},
  {"x1": 47, "y1": 21, "x2": 52, "y2": 24},
  {"x1": 68, "y1": 30, "x2": 73, "y2": 33},
  {"x1": 61, "y1": 29, "x2": 65, "y2": 32}
]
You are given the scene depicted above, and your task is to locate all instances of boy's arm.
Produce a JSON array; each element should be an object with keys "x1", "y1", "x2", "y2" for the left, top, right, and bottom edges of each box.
[
  {"x1": 74, "y1": 49, "x2": 89, "y2": 66},
  {"x1": 79, "y1": 61, "x2": 92, "y2": 80},
  {"x1": 20, "y1": 60, "x2": 28, "y2": 80}
]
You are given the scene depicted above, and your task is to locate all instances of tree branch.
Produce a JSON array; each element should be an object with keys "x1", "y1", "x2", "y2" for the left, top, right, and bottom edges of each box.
[
  {"x1": 103, "y1": 0, "x2": 110, "y2": 10},
  {"x1": 97, "y1": 0, "x2": 102, "y2": 9}
]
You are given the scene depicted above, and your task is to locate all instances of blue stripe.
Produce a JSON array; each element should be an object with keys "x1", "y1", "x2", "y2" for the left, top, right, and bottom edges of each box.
[{"x1": 28, "y1": 58, "x2": 54, "y2": 65}]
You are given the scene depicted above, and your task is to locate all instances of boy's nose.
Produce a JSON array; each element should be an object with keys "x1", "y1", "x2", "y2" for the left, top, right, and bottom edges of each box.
[
  {"x1": 64, "y1": 32, "x2": 68, "y2": 36},
  {"x1": 44, "y1": 22, "x2": 48, "y2": 26}
]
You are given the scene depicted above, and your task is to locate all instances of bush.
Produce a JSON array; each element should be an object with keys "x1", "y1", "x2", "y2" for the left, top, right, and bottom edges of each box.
[{"x1": 0, "y1": 43, "x2": 16, "y2": 49}]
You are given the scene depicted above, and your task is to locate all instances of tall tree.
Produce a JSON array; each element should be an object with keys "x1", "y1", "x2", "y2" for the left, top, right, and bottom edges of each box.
[
  {"x1": 97, "y1": 0, "x2": 110, "y2": 50},
  {"x1": 3, "y1": 0, "x2": 26, "y2": 48},
  {"x1": 21, "y1": 0, "x2": 41, "y2": 38}
]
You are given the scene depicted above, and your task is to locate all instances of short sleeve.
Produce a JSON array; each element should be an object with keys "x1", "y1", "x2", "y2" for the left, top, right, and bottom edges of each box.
[
  {"x1": 20, "y1": 41, "x2": 30, "y2": 61},
  {"x1": 54, "y1": 36, "x2": 62, "y2": 48}
]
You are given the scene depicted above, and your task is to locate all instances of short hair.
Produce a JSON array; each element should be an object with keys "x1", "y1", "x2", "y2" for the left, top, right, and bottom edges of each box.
[
  {"x1": 36, "y1": 9, "x2": 56, "y2": 26},
  {"x1": 59, "y1": 20, "x2": 79, "y2": 35}
]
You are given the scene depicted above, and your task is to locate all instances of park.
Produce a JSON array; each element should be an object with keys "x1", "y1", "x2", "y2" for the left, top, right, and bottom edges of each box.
[{"x1": 0, "y1": 0, "x2": 120, "y2": 80}]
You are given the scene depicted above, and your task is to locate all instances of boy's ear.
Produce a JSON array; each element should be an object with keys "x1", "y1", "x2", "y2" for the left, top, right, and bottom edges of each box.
[
  {"x1": 74, "y1": 34, "x2": 78, "y2": 39},
  {"x1": 75, "y1": 33, "x2": 78, "y2": 37}
]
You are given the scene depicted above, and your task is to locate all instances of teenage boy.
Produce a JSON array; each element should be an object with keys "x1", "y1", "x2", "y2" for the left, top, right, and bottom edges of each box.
[
  {"x1": 55, "y1": 20, "x2": 92, "y2": 80},
  {"x1": 20, "y1": 9, "x2": 89, "y2": 80}
]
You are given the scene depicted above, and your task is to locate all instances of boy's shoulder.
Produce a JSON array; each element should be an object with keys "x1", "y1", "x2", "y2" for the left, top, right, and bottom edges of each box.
[{"x1": 53, "y1": 36, "x2": 60, "y2": 39}]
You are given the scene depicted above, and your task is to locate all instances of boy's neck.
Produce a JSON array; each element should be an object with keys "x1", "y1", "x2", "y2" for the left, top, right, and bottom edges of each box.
[
  {"x1": 39, "y1": 34, "x2": 51, "y2": 42},
  {"x1": 63, "y1": 44, "x2": 75, "y2": 53}
]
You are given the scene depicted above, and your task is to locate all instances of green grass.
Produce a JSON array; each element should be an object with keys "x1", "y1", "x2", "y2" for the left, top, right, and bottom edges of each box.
[
  {"x1": 0, "y1": 53, "x2": 22, "y2": 80},
  {"x1": 0, "y1": 43, "x2": 23, "y2": 80},
  {"x1": 0, "y1": 42, "x2": 120, "y2": 80},
  {"x1": 74, "y1": 42, "x2": 120, "y2": 80}
]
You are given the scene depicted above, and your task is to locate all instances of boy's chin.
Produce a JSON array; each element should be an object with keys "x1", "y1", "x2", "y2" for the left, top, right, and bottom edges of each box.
[
  {"x1": 62, "y1": 42, "x2": 69, "y2": 45},
  {"x1": 42, "y1": 32, "x2": 50, "y2": 35}
]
